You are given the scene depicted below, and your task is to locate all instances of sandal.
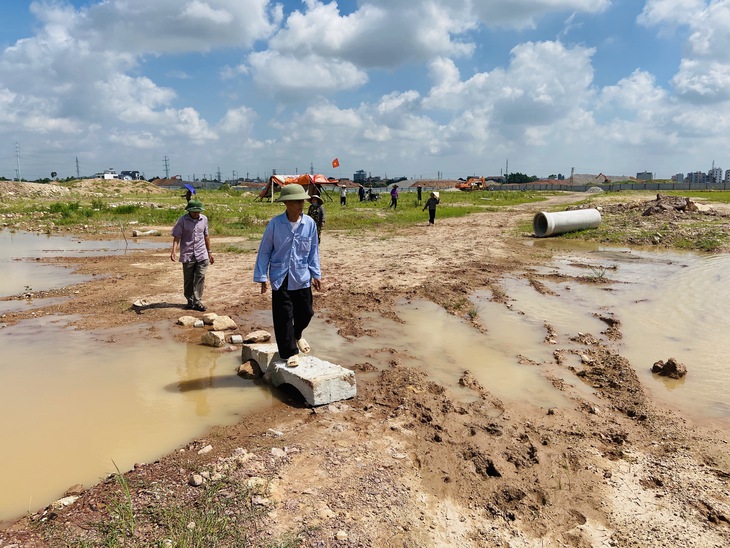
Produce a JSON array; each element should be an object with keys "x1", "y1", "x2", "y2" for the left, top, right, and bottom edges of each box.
[
  {"x1": 297, "y1": 337, "x2": 311, "y2": 354},
  {"x1": 286, "y1": 355, "x2": 300, "y2": 368}
]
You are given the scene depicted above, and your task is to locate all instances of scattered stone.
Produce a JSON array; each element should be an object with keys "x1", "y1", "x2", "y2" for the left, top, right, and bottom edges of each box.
[
  {"x1": 132, "y1": 299, "x2": 150, "y2": 308},
  {"x1": 189, "y1": 474, "x2": 204, "y2": 487},
  {"x1": 197, "y1": 444, "x2": 213, "y2": 455},
  {"x1": 243, "y1": 330, "x2": 271, "y2": 343},
  {"x1": 177, "y1": 315, "x2": 199, "y2": 327},
  {"x1": 201, "y1": 331, "x2": 226, "y2": 347},
  {"x1": 131, "y1": 229, "x2": 160, "y2": 237},
  {"x1": 63, "y1": 484, "x2": 85, "y2": 497},
  {"x1": 335, "y1": 530, "x2": 348, "y2": 541},
  {"x1": 237, "y1": 361, "x2": 261, "y2": 379},
  {"x1": 202, "y1": 313, "x2": 218, "y2": 325},
  {"x1": 212, "y1": 315, "x2": 237, "y2": 330},
  {"x1": 51, "y1": 495, "x2": 79, "y2": 510},
  {"x1": 193, "y1": 320, "x2": 204, "y2": 328},
  {"x1": 228, "y1": 334, "x2": 243, "y2": 344},
  {"x1": 651, "y1": 357, "x2": 687, "y2": 379},
  {"x1": 271, "y1": 447, "x2": 287, "y2": 458}
]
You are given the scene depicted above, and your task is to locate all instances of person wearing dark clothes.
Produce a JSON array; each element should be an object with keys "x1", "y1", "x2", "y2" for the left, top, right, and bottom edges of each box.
[
  {"x1": 358, "y1": 186, "x2": 365, "y2": 202},
  {"x1": 182, "y1": 189, "x2": 193, "y2": 203},
  {"x1": 307, "y1": 193, "x2": 326, "y2": 243},
  {"x1": 416, "y1": 185, "x2": 422, "y2": 203},
  {"x1": 422, "y1": 191, "x2": 440, "y2": 225},
  {"x1": 389, "y1": 184, "x2": 399, "y2": 208}
]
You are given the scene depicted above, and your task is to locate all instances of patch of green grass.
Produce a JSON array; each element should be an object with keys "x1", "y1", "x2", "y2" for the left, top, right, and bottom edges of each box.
[
  {"x1": 95, "y1": 461, "x2": 136, "y2": 545},
  {"x1": 151, "y1": 480, "x2": 261, "y2": 547}
]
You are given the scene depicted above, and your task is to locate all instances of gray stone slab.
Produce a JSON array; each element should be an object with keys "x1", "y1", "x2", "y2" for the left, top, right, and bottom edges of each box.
[{"x1": 240, "y1": 343, "x2": 356, "y2": 406}]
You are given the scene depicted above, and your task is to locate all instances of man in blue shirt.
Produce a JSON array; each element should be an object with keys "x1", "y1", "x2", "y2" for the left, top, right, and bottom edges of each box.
[
  {"x1": 254, "y1": 184, "x2": 322, "y2": 367},
  {"x1": 171, "y1": 199, "x2": 214, "y2": 312}
]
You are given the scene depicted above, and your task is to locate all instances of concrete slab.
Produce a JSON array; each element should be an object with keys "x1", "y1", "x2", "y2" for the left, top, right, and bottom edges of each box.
[{"x1": 241, "y1": 343, "x2": 356, "y2": 406}]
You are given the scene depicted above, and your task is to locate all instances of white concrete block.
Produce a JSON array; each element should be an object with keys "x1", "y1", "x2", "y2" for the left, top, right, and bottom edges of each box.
[
  {"x1": 241, "y1": 342, "x2": 280, "y2": 373},
  {"x1": 240, "y1": 343, "x2": 356, "y2": 406},
  {"x1": 267, "y1": 355, "x2": 356, "y2": 407}
]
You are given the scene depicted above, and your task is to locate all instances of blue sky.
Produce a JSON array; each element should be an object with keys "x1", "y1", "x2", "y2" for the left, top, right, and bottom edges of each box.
[{"x1": 0, "y1": 0, "x2": 728, "y2": 181}]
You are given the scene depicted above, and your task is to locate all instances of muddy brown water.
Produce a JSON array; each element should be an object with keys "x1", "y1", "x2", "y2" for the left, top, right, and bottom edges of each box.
[{"x1": 1, "y1": 233, "x2": 730, "y2": 523}]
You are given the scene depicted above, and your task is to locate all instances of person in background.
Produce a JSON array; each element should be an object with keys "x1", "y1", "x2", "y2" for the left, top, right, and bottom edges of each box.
[
  {"x1": 423, "y1": 191, "x2": 440, "y2": 225},
  {"x1": 307, "y1": 193, "x2": 326, "y2": 243},
  {"x1": 389, "y1": 184, "x2": 399, "y2": 208},
  {"x1": 182, "y1": 188, "x2": 193, "y2": 203},
  {"x1": 416, "y1": 184, "x2": 423, "y2": 204},
  {"x1": 254, "y1": 185, "x2": 322, "y2": 368},
  {"x1": 358, "y1": 185, "x2": 365, "y2": 202},
  {"x1": 170, "y1": 199, "x2": 214, "y2": 312},
  {"x1": 340, "y1": 184, "x2": 348, "y2": 206}
]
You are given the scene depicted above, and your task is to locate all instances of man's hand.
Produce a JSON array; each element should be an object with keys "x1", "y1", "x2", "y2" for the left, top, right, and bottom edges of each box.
[
  {"x1": 209, "y1": 253, "x2": 215, "y2": 265},
  {"x1": 312, "y1": 278, "x2": 322, "y2": 292},
  {"x1": 170, "y1": 250, "x2": 176, "y2": 262},
  {"x1": 260, "y1": 282, "x2": 268, "y2": 294}
]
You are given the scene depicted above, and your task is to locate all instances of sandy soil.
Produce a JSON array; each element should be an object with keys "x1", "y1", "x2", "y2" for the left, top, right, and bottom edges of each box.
[{"x1": 1, "y1": 190, "x2": 729, "y2": 547}]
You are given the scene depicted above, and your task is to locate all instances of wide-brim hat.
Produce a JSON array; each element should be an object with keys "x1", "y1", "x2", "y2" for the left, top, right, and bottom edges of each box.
[
  {"x1": 276, "y1": 184, "x2": 310, "y2": 202},
  {"x1": 433, "y1": 191, "x2": 440, "y2": 199},
  {"x1": 186, "y1": 199, "x2": 204, "y2": 212},
  {"x1": 309, "y1": 193, "x2": 323, "y2": 203}
]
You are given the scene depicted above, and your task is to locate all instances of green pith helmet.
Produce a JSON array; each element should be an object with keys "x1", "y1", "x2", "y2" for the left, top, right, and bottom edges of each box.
[
  {"x1": 275, "y1": 184, "x2": 309, "y2": 202},
  {"x1": 186, "y1": 199, "x2": 204, "y2": 212}
]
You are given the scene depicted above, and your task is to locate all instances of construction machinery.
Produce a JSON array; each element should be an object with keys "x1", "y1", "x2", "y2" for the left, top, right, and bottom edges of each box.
[{"x1": 455, "y1": 176, "x2": 485, "y2": 191}]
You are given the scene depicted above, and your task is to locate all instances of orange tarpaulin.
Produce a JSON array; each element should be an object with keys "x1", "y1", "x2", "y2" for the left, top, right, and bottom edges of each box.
[{"x1": 256, "y1": 173, "x2": 336, "y2": 201}]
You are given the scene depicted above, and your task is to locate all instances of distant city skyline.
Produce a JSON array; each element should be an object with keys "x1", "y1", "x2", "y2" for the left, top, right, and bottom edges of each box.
[{"x1": 2, "y1": 1, "x2": 730, "y2": 181}]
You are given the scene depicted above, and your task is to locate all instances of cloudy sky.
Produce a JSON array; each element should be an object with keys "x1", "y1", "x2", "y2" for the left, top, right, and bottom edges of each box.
[{"x1": 0, "y1": 0, "x2": 728, "y2": 182}]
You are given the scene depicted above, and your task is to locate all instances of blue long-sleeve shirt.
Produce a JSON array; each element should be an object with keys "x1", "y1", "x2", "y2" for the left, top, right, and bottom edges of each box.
[{"x1": 253, "y1": 212, "x2": 321, "y2": 290}]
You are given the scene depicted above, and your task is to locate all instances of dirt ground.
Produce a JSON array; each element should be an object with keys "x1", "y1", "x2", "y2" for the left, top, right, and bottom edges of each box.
[{"x1": 1, "y1": 189, "x2": 729, "y2": 547}]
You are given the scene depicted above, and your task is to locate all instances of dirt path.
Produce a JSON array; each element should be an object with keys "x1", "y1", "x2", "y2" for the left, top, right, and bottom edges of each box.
[{"x1": 1, "y1": 191, "x2": 729, "y2": 546}]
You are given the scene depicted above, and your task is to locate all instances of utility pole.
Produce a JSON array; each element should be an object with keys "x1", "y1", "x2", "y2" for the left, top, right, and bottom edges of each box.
[
  {"x1": 310, "y1": 162, "x2": 314, "y2": 176},
  {"x1": 505, "y1": 158, "x2": 508, "y2": 183},
  {"x1": 15, "y1": 143, "x2": 22, "y2": 182},
  {"x1": 570, "y1": 166, "x2": 575, "y2": 185},
  {"x1": 216, "y1": 167, "x2": 222, "y2": 182},
  {"x1": 163, "y1": 156, "x2": 170, "y2": 179},
  {"x1": 75, "y1": 156, "x2": 80, "y2": 178}
]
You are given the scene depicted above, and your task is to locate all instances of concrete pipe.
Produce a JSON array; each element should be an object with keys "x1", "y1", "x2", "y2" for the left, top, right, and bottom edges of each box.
[{"x1": 533, "y1": 209, "x2": 601, "y2": 238}]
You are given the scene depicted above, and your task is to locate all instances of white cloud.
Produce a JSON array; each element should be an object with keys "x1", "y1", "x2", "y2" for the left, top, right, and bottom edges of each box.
[
  {"x1": 637, "y1": 0, "x2": 707, "y2": 27},
  {"x1": 247, "y1": 51, "x2": 368, "y2": 96},
  {"x1": 218, "y1": 106, "x2": 256, "y2": 134}
]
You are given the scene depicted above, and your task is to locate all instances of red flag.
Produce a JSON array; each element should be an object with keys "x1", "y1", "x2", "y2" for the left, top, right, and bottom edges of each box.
[{"x1": 332, "y1": 158, "x2": 340, "y2": 168}]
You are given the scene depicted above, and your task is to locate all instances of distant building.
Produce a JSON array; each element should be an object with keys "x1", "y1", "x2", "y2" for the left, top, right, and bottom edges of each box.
[
  {"x1": 102, "y1": 168, "x2": 118, "y2": 180},
  {"x1": 725, "y1": 170, "x2": 730, "y2": 184},
  {"x1": 687, "y1": 171, "x2": 706, "y2": 184},
  {"x1": 709, "y1": 167, "x2": 723, "y2": 184},
  {"x1": 672, "y1": 173, "x2": 685, "y2": 183},
  {"x1": 353, "y1": 170, "x2": 366, "y2": 183},
  {"x1": 636, "y1": 171, "x2": 653, "y2": 181},
  {"x1": 120, "y1": 170, "x2": 141, "y2": 180}
]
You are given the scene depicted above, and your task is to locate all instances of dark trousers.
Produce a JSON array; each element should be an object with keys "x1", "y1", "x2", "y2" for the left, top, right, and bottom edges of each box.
[
  {"x1": 272, "y1": 284, "x2": 314, "y2": 360},
  {"x1": 182, "y1": 259, "x2": 208, "y2": 306},
  {"x1": 389, "y1": 197, "x2": 397, "y2": 208},
  {"x1": 340, "y1": 196, "x2": 347, "y2": 206},
  {"x1": 428, "y1": 209, "x2": 436, "y2": 224}
]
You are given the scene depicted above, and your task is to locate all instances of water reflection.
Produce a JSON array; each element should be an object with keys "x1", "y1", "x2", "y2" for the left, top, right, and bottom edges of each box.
[{"x1": 0, "y1": 318, "x2": 273, "y2": 523}]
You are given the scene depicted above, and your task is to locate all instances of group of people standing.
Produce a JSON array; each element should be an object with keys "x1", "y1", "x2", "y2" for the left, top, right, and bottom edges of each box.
[{"x1": 170, "y1": 181, "x2": 440, "y2": 368}]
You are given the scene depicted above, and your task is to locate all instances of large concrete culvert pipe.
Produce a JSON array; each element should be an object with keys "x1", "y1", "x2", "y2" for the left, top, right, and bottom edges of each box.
[{"x1": 533, "y1": 209, "x2": 602, "y2": 238}]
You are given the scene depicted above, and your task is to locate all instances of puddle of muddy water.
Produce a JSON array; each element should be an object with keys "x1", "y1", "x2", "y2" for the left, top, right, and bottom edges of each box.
[
  {"x1": 527, "y1": 242, "x2": 730, "y2": 419},
  {"x1": 0, "y1": 316, "x2": 274, "y2": 524},
  {"x1": 0, "y1": 229, "x2": 166, "y2": 297}
]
